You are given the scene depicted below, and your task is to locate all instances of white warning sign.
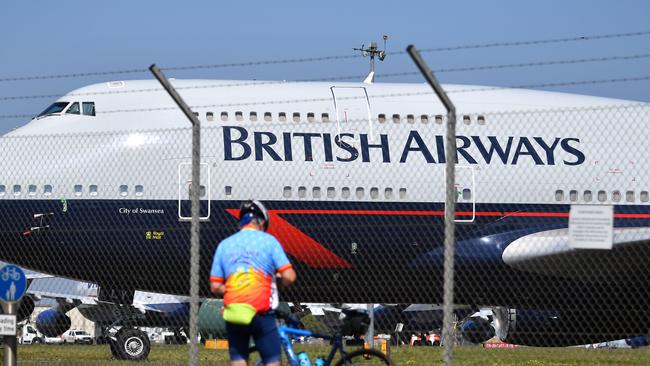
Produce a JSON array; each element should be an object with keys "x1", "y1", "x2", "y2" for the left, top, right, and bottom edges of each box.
[
  {"x1": 0, "y1": 314, "x2": 16, "y2": 336},
  {"x1": 568, "y1": 205, "x2": 614, "y2": 250}
]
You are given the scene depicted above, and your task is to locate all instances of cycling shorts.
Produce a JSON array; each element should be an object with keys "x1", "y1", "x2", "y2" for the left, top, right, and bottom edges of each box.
[{"x1": 226, "y1": 312, "x2": 281, "y2": 364}]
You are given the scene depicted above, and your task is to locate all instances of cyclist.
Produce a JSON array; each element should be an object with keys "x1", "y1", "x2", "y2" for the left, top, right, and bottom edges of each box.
[{"x1": 210, "y1": 200, "x2": 297, "y2": 366}]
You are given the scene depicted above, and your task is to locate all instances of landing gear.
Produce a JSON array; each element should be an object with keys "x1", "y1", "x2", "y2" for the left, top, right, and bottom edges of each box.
[{"x1": 110, "y1": 328, "x2": 150, "y2": 361}]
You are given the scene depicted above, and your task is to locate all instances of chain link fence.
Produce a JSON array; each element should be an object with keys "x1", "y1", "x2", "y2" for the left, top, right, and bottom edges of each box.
[{"x1": 0, "y1": 100, "x2": 648, "y2": 364}]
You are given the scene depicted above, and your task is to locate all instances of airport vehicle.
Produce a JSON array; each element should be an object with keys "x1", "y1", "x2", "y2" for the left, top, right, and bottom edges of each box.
[
  {"x1": 19, "y1": 324, "x2": 43, "y2": 344},
  {"x1": 253, "y1": 310, "x2": 392, "y2": 366},
  {"x1": 1, "y1": 78, "x2": 649, "y2": 359},
  {"x1": 62, "y1": 329, "x2": 93, "y2": 344}
]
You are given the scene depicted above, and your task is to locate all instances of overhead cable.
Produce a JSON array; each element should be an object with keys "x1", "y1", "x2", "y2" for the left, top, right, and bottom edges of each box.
[{"x1": 1, "y1": 30, "x2": 648, "y2": 83}]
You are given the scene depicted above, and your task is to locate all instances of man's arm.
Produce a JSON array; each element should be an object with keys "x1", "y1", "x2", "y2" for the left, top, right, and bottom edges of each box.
[
  {"x1": 210, "y1": 281, "x2": 225, "y2": 297},
  {"x1": 276, "y1": 266, "x2": 296, "y2": 288}
]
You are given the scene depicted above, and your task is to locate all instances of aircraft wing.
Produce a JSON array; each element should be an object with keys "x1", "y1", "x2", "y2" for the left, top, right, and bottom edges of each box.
[
  {"x1": 27, "y1": 277, "x2": 98, "y2": 305},
  {"x1": 502, "y1": 227, "x2": 650, "y2": 282}
]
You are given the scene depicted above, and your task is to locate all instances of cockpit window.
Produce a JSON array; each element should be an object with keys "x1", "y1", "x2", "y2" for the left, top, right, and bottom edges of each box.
[
  {"x1": 66, "y1": 102, "x2": 80, "y2": 115},
  {"x1": 37, "y1": 102, "x2": 69, "y2": 118},
  {"x1": 82, "y1": 102, "x2": 95, "y2": 116}
]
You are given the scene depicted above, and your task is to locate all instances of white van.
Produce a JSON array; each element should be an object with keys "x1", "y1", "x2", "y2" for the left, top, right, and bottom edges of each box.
[{"x1": 20, "y1": 324, "x2": 43, "y2": 344}]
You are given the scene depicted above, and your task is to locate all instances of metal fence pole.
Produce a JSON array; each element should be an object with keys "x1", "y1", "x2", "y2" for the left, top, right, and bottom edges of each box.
[
  {"x1": 149, "y1": 64, "x2": 202, "y2": 366},
  {"x1": 407, "y1": 45, "x2": 457, "y2": 366}
]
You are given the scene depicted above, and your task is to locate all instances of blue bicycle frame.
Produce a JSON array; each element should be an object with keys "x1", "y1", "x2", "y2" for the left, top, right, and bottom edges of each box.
[{"x1": 278, "y1": 325, "x2": 345, "y2": 366}]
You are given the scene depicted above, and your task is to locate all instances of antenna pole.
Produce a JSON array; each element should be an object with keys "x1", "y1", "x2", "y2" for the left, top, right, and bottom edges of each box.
[{"x1": 353, "y1": 36, "x2": 388, "y2": 83}]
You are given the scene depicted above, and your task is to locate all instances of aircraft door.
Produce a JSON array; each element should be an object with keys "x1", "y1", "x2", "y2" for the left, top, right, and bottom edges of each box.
[
  {"x1": 330, "y1": 87, "x2": 373, "y2": 146},
  {"x1": 449, "y1": 165, "x2": 476, "y2": 223},
  {"x1": 177, "y1": 162, "x2": 211, "y2": 220}
]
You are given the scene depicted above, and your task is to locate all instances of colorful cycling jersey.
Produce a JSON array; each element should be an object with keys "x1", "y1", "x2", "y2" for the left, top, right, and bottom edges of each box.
[{"x1": 210, "y1": 228, "x2": 292, "y2": 312}]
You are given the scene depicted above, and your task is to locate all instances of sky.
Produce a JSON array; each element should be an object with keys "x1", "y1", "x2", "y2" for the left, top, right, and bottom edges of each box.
[{"x1": 1, "y1": 0, "x2": 649, "y2": 132}]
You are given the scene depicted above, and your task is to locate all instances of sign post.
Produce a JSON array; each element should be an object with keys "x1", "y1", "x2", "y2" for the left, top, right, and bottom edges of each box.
[{"x1": 0, "y1": 265, "x2": 27, "y2": 366}]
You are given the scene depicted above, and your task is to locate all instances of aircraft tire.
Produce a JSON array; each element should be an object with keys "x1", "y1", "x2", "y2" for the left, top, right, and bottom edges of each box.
[{"x1": 115, "y1": 328, "x2": 150, "y2": 361}]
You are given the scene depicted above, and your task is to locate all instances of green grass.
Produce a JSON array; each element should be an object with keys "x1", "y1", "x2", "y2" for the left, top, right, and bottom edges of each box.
[{"x1": 6, "y1": 344, "x2": 650, "y2": 365}]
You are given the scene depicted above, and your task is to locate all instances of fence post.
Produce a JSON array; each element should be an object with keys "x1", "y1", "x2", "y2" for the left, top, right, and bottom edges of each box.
[
  {"x1": 149, "y1": 64, "x2": 202, "y2": 366},
  {"x1": 407, "y1": 45, "x2": 457, "y2": 366}
]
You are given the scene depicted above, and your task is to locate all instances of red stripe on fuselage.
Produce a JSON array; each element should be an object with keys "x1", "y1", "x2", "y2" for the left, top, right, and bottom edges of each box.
[
  {"x1": 225, "y1": 208, "x2": 650, "y2": 269},
  {"x1": 225, "y1": 209, "x2": 352, "y2": 269},
  {"x1": 268, "y1": 209, "x2": 650, "y2": 219}
]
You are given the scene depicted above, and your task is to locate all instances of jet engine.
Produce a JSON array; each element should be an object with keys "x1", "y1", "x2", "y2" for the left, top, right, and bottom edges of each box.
[
  {"x1": 493, "y1": 307, "x2": 650, "y2": 347},
  {"x1": 35, "y1": 307, "x2": 71, "y2": 337},
  {"x1": 198, "y1": 299, "x2": 227, "y2": 340},
  {"x1": 460, "y1": 316, "x2": 495, "y2": 344}
]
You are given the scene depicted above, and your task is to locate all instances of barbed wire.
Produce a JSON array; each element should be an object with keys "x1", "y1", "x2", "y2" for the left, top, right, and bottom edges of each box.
[
  {"x1": 2, "y1": 53, "x2": 649, "y2": 102},
  {"x1": 97, "y1": 75, "x2": 650, "y2": 114},
  {"x1": 1, "y1": 30, "x2": 648, "y2": 83},
  {"x1": 1, "y1": 75, "x2": 648, "y2": 120}
]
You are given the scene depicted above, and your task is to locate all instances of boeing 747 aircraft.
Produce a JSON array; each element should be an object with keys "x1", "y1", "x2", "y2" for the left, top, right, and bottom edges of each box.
[{"x1": 0, "y1": 78, "x2": 649, "y2": 359}]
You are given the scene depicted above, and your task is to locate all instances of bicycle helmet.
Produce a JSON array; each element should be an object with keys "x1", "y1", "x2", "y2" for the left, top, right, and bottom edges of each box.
[{"x1": 239, "y1": 200, "x2": 270, "y2": 231}]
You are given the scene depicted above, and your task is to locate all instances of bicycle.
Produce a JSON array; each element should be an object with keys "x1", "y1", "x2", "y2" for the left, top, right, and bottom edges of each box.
[{"x1": 253, "y1": 309, "x2": 393, "y2": 366}]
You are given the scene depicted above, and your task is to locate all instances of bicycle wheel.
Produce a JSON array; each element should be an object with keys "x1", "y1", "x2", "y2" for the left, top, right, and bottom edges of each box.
[{"x1": 334, "y1": 348, "x2": 393, "y2": 366}]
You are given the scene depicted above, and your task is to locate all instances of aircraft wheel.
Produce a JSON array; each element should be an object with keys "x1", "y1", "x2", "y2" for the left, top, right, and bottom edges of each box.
[{"x1": 115, "y1": 328, "x2": 150, "y2": 361}]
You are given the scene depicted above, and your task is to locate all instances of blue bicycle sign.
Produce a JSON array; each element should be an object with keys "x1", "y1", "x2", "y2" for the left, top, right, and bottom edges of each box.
[{"x1": 0, "y1": 265, "x2": 26, "y2": 303}]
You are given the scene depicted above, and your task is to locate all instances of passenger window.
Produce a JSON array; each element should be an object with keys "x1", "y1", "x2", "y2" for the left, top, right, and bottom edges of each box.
[
  {"x1": 199, "y1": 185, "x2": 206, "y2": 198},
  {"x1": 307, "y1": 113, "x2": 315, "y2": 122},
  {"x1": 555, "y1": 190, "x2": 564, "y2": 201},
  {"x1": 420, "y1": 115, "x2": 429, "y2": 123},
  {"x1": 13, "y1": 185, "x2": 20, "y2": 196},
  {"x1": 0, "y1": 185, "x2": 5, "y2": 196},
  {"x1": 477, "y1": 115, "x2": 486, "y2": 125},
  {"x1": 597, "y1": 190, "x2": 607, "y2": 202},
  {"x1": 135, "y1": 185, "x2": 143, "y2": 196},
  {"x1": 341, "y1": 187, "x2": 351, "y2": 199},
  {"x1": 569, "y1": 190, "x2": 578, "y2": 202},
  {"x1": 462, "y1": 188, "x2": 472, "y2": 200},
  {"x1": 43, "y1": 185, "x2": 52, "y2": 196},
  {"x1": 463, "y1": 115, "x2": 471, "y2": 125},
  {"x1": 392, "y1": 114, "x2": 400, "y2": 123},
  {"x1": 221, "y1": 112, "x2": 228, "y2": 121},
  {"x1": 355, "y1": 187, "x2": 364, "y2": 199},
  {"x1": 384, "y1": 188, "x2": 393, "y2": 199},
  {"x1": 279, "y1": 112, "x2": 287, "y2": 122},
  {"x1": 626, "y1": 190, "x2": 635, "y2": 202},
  {"x1": 327, "y1": 187, "x2": 335, "y2": 198},
  {"x1": 225, "y1": 186, "x2": 232, "y2": 196},
  {"x1": 399, "y1": 188, "x2": 407, "y2": 199},
  {"x1": 298, "y1": 186, "x2": 306, "y2": 198},
  {"x1": 435, "y1": 115, "x2": 443, "y2": 124},
  {"x1": 119, "y1": 185, "x2": 128, "y2": 197},
  {"x1": 407, "y1": 114, "x2": 415, "y2": 123},
  {"x1": 370, "y1": 187, "x2": 379, "y2": 199},
  {"x1": 641, "y1": 191, "x2": 649, "y2": 202},
  {"x1": 283, "y1": 186, "x2": 291, "y2": 198},
  {"x1": 378, "y1": 114, "x2": 386, "y2": 123},
  {"x1": 264, "y1": 112, "x2": 272, "y2": 122},
  {"x1": 74, "y1": 185, "x2": 82, "y2": 196},
  {"x1": 584, "y1": 190, "x2": 592, "y2": 202},
  {"x1": 293, "y1": 113, "x2": 301, "y2": 122},
  {"x1": 235, "y1": 111, "x2": 243, "y2": 121},
  {"x1": 206, "y1": 112, "x2": 214, "y2": 121},
  {"x1": 321, "y1": 113, "x2": 329, "y2": 122},
  {"x1": 82, "y1": 102, "x2": 95, "y2": 116},
  {"x1": 89, "y1": 185, "x2": 98, "y2": 196},
  {"x1": 28, "y1": 185, "x2": 36, "y2": 196},
  {"x1": 612, "y1": 190, "x2": 621, "y2": 202},
  {"x1": 250, "y1": 112, "x2": 257, "y2": 121},
  {"x1": 312, "y1": 187, "x2": 321, "y2": 198},
  {"x1": 66, "y1": 102, "x2": 80, "y2": 115}
]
